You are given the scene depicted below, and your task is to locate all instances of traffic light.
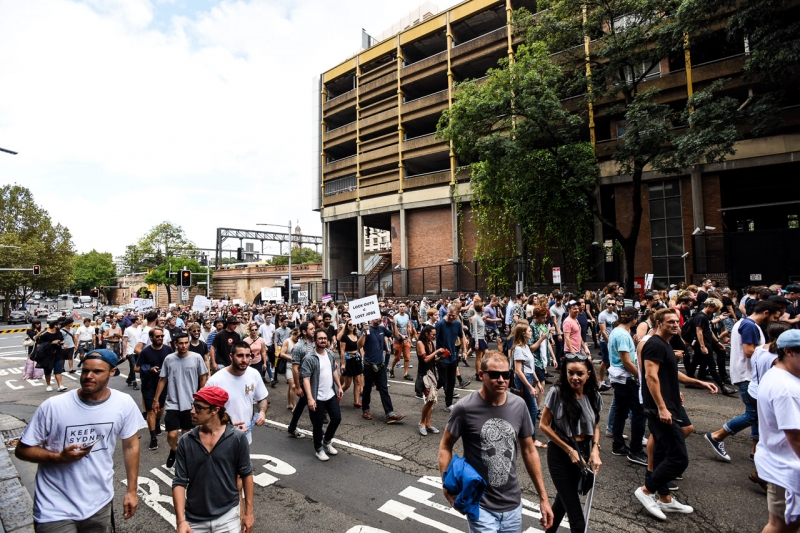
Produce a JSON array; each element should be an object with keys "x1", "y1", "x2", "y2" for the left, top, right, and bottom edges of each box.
[
  {"x1": 236, "y1": 247, "x2": 244, "y2": 261},
  {"x1": 90, "y1": 289, "x2": 99, "y2": 298},
  {"x1": 180, "y1": 269, "x2": 191, "y2": 287},
  {"x1": 32, "y1": 265, "x2": 40, "y2": 276},
  {"x1": 100, "y1": 285, "x2": 105, "y2": 291}
]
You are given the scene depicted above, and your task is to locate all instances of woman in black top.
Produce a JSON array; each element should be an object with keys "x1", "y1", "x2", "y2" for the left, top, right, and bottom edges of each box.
[
  {"x1": 540, "y1": 355, "x2": 603, "y2": 533},
  {"x1": 338, "y1": 318, "x2": 363, "y2": 408},
  {"x1": 23, "y1": 320, "x2": 43, "y2": 380},
  {"x1": 417, "y1": 325, "x2": 444, "y2": 436}
]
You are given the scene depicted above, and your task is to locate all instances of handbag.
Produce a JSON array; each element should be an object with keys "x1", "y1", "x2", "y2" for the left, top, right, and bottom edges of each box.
[
  {"x1": 22, "y1": 337, "x2": 34, "y2": 348},
  {"x1": 568, "y1": 425, "x2": 595, "y2": 495}
]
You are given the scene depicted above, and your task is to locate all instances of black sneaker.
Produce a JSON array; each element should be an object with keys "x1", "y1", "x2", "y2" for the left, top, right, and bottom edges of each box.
[
  {"x1": 612, "y1": 446, "x2": 631, "y2": 456},
  {"x1": 166, "y1": 450, "x2": 176, "y2": 468},
  {"x1": 667, "y1": 481, "x2": 679, "y2": 491},
  {"x1": 155, "y1": 425, "x2": 162, "y2": 436},
  {"x1": 389, "y1": 371, "x2": 395, "y2": 379},
  {"x1": 460, "y1": 380, "x2": 471, "y2": 388},
  {"x1": 149, "y1": 437, "x2": 158, "y2": 451},
  {"x1": 271, "y1": 381, "x2": 278, "y2": 388},
  {"x1": 627, "y1": 451, "x2": 648, "y2": 466},
  {"x1": 132, "y1": 383, "x2": 139, "y2": 390}
]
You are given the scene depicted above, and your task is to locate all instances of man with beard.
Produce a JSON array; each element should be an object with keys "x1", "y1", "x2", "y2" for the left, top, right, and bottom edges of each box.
[{"x1": 136, "y1": 327, "x2": 173, "y2": 451}]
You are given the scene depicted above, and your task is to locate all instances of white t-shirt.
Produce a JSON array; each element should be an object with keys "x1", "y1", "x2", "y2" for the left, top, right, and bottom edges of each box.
[
  {"x1": 327, "y1": 306, "x2": 338, "y2": 328},
  {"x1": 513, "y1": 345, "x2": 535, "y2": 374},
  {"x1": 123, "y1": 326, "x2": 141, "y2": 356},
  {"x1": 258, "y1": 323, "x2": 275, "y2": 347},
  {"x1": 755, "y1": 367, "x2": 800, "y2": 494},
  {"x1": 76, "y1": 325, "x2": 94, "y2": 342},
  {"x1": 207, "y1": 367, "x2": 268, "y2": 444},
  {"x1": 748, "y1": 345, "x2": 776, "y2": 400},
  {"x1": 316, "y1": 352, "x2": 335, "y2": 401},
  {"x1": 729, "y1": 318, "x2": 764, "y2": 384},
  {"x1": 20, "y1": 390, "x2": 141, "y2": 523}
]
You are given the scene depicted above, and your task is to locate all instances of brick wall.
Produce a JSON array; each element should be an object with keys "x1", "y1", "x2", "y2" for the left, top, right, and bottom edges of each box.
[
  {"x1": 614, "y1": 182, "x2": 653, "y2": 276},
  {"x1": 460, "y1": 204, "x2": 477, "y2": 262},
  {"x1": 702, "y1": 173, "x2": 723, "y2": 233},
  {"x1": 681, "y1": 176, "x2": 695, "y2": 279},
  {"x1": 407, "y1": 206, "x2": 453, "y2": 268}
]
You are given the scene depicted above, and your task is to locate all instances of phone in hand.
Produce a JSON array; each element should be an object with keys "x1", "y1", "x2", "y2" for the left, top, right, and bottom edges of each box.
[{"x1": 82, "y1": 437, "x2": 101, "y2": 449}]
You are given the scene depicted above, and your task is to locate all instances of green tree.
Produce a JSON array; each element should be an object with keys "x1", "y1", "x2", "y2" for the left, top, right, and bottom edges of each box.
[
  {"x1": 119, "y1": 222, "x2": 197, "y2": 272},
  {"x1": 72, "y1": 250, "x2": 116, "y2": 292},
  {"x1": 0, "y1": 185, "x2": 75, "y2": 315},
  {"x1": 144, "y1": 257, "x2": 207, "y2": 304},
  {"x1": 269, "y1": 247, "x2": 322, "y2": 266},
  {"x1": 439, "y1": 42, "x2": 599, "y2": 287},
  {"x1": 521, "y1": 2, "x2": 747, "y2": 293}
]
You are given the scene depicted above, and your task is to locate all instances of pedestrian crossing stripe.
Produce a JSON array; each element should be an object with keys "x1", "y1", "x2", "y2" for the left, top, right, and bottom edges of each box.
[{"x1": 0, "y1": 324, "x2": 81, "y2": 334}]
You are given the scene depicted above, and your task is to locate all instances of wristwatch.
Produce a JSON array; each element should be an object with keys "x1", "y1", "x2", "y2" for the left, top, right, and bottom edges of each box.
[{"x1": 592, "y1": 441, "x2": 601, "y2": 450}]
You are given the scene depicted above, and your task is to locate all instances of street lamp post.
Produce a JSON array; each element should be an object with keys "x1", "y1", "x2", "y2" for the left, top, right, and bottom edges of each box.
[{"x1": 257, "y1": 221, "x2": 293, "y2": 305}]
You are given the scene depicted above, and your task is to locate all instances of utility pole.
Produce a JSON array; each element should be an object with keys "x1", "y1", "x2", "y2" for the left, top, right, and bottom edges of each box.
[{"x1": 288, "y1": 219, "x2": 293, "y2": 306}]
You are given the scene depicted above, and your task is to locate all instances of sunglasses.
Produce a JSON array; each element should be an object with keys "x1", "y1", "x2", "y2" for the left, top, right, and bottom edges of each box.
[
  {"x1": 152, "y1": 335, "x2": 164, "y2": 338},
  {"x1": 485, "y1": 370, "x2": 513, "y2": 381},
  {"x1": 564, "y1": 353, "x2": 589, "y2": 361},
  {"x1": 191, "y1": 402, "x2": 212, "y2": 411}
]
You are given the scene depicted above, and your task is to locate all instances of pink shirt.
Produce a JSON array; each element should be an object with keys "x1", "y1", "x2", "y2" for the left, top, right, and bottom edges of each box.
[{"x1": 562, "y1": 316, "x2": 583, "y2": 354}]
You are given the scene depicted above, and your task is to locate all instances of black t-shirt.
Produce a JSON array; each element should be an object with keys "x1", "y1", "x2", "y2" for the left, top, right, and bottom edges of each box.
[
  {"x1": 36, "y1": 330, "x2": 63, "y2": 361},
  {"x1": 189, "y1": 340, "x2": 208, "y2": 357},
  {"x1": 694, "y1": 290, "x2": 708, "y2": 311},
  {"x1": 721, "y1": 296, "x2": 734, "y2": 312},
  {"x1": 641, "y1": 335, "x2": 681, "y2": 418},
  {"x1": 212, "y1": 330, "x2": 241, "y2": 366},
  {"x1": 138, "y1": 345, "x2": 173, "y2": 390},
  {"x1": 693, "y1": 312, "x2": 714, "y2": 345}
]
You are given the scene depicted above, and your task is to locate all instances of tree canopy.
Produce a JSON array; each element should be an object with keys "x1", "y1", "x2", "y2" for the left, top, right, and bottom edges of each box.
[
  {"x1": 144, "y1": 257, "x2": 208, "y2": 304},
  {"x1": 71, "y1": 250, "x2": 116, "y2": 292},
  {"x1": 269, "y1": 247, "x2": 322, "y2": 266},
  {"x1": 119, "y1": 222, "x2": 197, "y2": 273}
]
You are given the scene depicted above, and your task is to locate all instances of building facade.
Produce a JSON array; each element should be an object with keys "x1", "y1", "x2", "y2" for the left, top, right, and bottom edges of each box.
[{"x1": 315, "y1": 0, "x2": 800, "y2": 297}]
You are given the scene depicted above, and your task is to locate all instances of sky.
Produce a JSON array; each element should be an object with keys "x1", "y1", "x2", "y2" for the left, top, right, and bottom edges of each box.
[{"x1": 0, "y1": 0, "x2": 460, "y2": 259}]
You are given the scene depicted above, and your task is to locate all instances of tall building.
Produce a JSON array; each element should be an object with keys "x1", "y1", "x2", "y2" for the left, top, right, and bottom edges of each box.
[{"x1": 315, "y1": 0, "x2": 800, "y2": 297}]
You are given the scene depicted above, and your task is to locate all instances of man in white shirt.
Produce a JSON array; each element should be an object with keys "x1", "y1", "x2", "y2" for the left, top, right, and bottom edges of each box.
[
  {"x1": 300, "y1": 329, "x2": 343, "y2": 461},
  {"x1": 16, "y1": 349, "x2": 141, "y2": 531},
  {"x1": 122, "y1": 315, "x2": 142, "y2": 390},
  {"x1": 74, "y1": 318, "x2": 96, "y2": 367},
  {"x1": 258, "y1": 316, "x2": 276, "y2": 383},
  {"x1": 207, "y1": 341, "x2": 268, "y2": 445}
]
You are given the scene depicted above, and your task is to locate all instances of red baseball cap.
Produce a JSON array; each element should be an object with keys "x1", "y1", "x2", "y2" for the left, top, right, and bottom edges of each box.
[{"x1": 193, "y1": 386, "x2": 229, "y2": 408}]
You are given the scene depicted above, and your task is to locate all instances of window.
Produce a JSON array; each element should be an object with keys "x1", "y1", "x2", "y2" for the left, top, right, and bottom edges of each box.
[
  {"x1": 789, "y1": 214, "x2": 798, "y2": 229},
  {"x1": 649, "y1": 180, "x2": 685, "y2": 289}
]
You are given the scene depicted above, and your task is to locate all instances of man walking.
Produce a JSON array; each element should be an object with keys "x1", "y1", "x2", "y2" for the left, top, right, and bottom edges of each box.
[
  {"x1": 390, "y1": 302, "x2": 416, "y2": 381},
  {"x1": 207, "y1": 341, "x2": 268, "y2": 445},
  {"x1": 436, "y1": 305, "x2": 466, "y2": 412},
  {"x1": 635, "y1": 308, "x2": 718, "y2": 520},
  {"x1": 153, "y1": 332, "x2": 209, "y2": 468},
  {"x1": 258, "y1": 315, "x2": 276, "y2": 383},
  {"x1": 597, "y1": 300, "x2": 617, "y2": 391},
  {"x1": 136, "y1": 327, "x2": 172, "y2": 451},
  {"x1": 549, "y1": 294, "x2": 566, "y2": 363},
  {"x1": 16, "y1": 349, "x2": 141, "y2": 531},
  {"x1": 357, "y1": 317, "x2": 405, "y2": 423},
  {"x1": 74, "y1": 317, "x2": 96, "y2": 368},
  {"x1": 122, "y1": 314, "x2": 142, "y2": 390},
  {"x1": 209, "y1": 316, "x2": 241, "y2": 372},
  {"x1": 301, "y1": 330, "x2": 344, "y2": 461},
  {"x1": 704, "y1": 301, "x2": 780, "y2": 462},
  {"x1": 272, "y1": 315, "x2": 292, "y2": 387},
  {"x1": 172, "y1": 386, "x2": 254, "y2": 533},
  {"x1": 287, "y1": 321, "x2": 316, "y2": 438},
  {"x1": 438, "y1": 351, "x2": 554, "y2": 532}
]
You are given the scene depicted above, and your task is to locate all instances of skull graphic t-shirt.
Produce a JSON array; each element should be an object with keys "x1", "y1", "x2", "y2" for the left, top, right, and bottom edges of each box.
[{"x1": 446, "y1": 391, "x2": 534, "y2": 512}]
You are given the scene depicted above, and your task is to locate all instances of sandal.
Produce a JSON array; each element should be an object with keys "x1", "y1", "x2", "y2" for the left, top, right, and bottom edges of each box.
[{"x1": 353, "y1": 402, "x2": 362, "y2": 408}]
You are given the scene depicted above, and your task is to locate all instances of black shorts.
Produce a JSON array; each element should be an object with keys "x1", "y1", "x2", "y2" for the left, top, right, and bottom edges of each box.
[
  {"x1": 343, "y1": 356, "x2": 363, "y2": 377},
  {"x1": 142, "y1": 388, "x2": 167, "y2": 412},
  {"x1": 61, "y1": 347, "x2": 74, "y2": 361},
  {"x1": 677, "y1": 405, "x2": 692, "y2": 428},
  {"x1": 164, "y1": 409, "x2": 193, "y2": 431}
]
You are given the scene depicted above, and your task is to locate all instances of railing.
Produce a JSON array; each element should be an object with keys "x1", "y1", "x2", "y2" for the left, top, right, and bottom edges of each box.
[{"x1": 324, "y1": 175, "x2": 357, "y2": 196}]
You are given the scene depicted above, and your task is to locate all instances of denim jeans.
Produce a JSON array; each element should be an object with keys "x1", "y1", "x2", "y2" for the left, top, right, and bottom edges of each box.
[
  {"x1": 467, "y1": 502, "x2": 522, "y2": 533},
  {"x1": 514, "y1": 373, "x2": 538, "y2": 439},
  {"x1": 723, "y1": 381, "x2": 758, "y2": 440},
  {"x1": 605, "y1": 396, "x2": 632, "y2": 433},
  {"x1": 612, "y1": 379, "x2": 646, "y2": 454},
  {"x1": 362, "y1": 362, "x2": 395, "y2": 417}
]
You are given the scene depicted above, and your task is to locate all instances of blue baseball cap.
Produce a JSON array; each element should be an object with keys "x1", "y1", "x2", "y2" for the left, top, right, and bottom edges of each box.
[
  {"x1": 777, "y1": 330, "x2": 800, "y2": 349},
  {"x1": 83, "y1": 349, "x2": 121, "y2": 376}
]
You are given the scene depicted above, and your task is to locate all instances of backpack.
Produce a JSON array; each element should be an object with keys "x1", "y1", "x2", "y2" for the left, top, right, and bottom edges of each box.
[{"x1": 680, "y1": 313, "x2": 696, "y2": 344}]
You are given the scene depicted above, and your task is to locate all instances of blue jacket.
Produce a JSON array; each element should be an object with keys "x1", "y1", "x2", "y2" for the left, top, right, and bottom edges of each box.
[{"x1": 443, "y1": 454, "x2": 487, "y2": 521}]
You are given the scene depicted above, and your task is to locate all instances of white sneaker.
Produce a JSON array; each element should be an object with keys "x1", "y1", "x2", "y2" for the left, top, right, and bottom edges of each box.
[
  {"x1": 658, "y1": 497, "x2": 693, "y2": 514},
  {"x1": 419, "y1": 425, "x2": 428, "y2": 436},
  {"x1": 58, "y1": 386, "x2": 67, "y2": 392},
  {"x1": 323, "y1": 442, "x2": 338, "y2": 456},
  {"x1": 635, "y1": 487, "x2": 666, "y2": 520},
  {"x1": 45, "y1": 386, "x2": 53, "y2": 392},
  {"x1": 643, "y1": 436, "x2": 649, "y2": 446},
  {"x1": 315, "y1": 449, "x2": 329, "y2": 461}
]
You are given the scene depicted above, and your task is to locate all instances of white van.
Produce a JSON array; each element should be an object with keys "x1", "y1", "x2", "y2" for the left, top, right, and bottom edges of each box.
[{"x1": 79, "y1": 296, "x2": 93, "y2": 305}]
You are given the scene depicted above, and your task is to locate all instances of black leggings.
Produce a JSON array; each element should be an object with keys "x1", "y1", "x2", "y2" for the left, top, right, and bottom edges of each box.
[{"x1": 546, "y1": 439, "x2": 590, "y2": 533}]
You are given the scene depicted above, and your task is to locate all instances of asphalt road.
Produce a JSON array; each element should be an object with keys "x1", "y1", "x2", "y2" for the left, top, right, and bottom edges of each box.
[{"x1": 0, "y1": 324, "x2": 772, "y2": 533}]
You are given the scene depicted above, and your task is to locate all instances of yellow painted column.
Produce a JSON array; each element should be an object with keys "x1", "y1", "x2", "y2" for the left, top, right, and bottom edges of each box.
[
  {"x1": 356, "y1": 62, "x2": 362, "y2": 201},
  {"x1": 397, "y1": 37, "x2": 405, "y2": 194},
  {"x1": 447, "y1": 21, "x2": 456, "y2": 185},
  {"x1": 506, "y1": 0, "x2": 514, "y2": 64},
  {"x1": 583, "y1": 6, "x2": 596, "y2": 150},
  {"x1": 684, "y1": 33, "x2": 694, "y2": 113},
  {"x1": 320, "y1": 85, "x2": 327, "y2": 208}
]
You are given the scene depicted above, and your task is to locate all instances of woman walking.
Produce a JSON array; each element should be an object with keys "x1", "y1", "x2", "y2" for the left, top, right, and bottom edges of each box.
[
  {"x1": 244, "y1": 323, "x2": 268, "y2": 380},
  {"x1": 416, "y1": 325, "x2": 443, "y2": 436},
  {"x1": 470, "y1": 302, "x2": 488, "y2": 382},
  {"x1": 540, "y1": 354, "x2": 603, "y2": 533},
  {"x1": 511, "y1": 323, "x2": 547, "y2": 447},
  {"x1": 338, "y1": 318, "x2": 363, "y2": 407},
  {"x1": 22, "y1": 320, "x2": 43, "y2": 380},
  {"x1": 280, "y1": 328, "x2": 300, "y2": 410}
]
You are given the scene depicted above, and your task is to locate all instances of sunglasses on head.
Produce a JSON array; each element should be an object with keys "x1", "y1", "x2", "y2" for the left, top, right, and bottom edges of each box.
[
  {"x1": 564, "y1": 353, "x2": 589, "y2": 361},
  {"x1": 485, "y1": 370, "x2": 513, "y2": 381}
]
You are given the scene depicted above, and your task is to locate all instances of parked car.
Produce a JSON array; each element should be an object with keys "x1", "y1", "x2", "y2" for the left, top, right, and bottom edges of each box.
[
  {"x1": 34, "y1": 308, "x2": 49, "y2": 317},
  {"x1": 72, "y1": 302, "x2": 82, "y2": 309},
  {"x1": 7, "y1": 311, "x2": 29, "y2": 325},
  {"x1": 46, "y1": 313, "x2": 62, "y2": 322}
]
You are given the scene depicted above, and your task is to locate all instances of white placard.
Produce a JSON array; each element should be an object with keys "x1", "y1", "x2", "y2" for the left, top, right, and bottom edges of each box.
[
  {"x1": 552, "y1": 267, "x2": 561, "y2": 284},
  {"x1": 298, "y1": 290, "x2": 309, "y2": 304},
  {"x1": 644, "y1": 273, "x2": 654, "y2": 290},
  {"x1": 134, "y1": 299, "x2": 153, "y2": 313},
  {"x1": 232, "y1": 299, "x2": 243, "y2": 306},
  {"x1": 192, "y1": 295, "x2": 209, "y2": 312},
  {"x1": 261, "y1": 287, "x2": 282, "y2": 301},
  {"x1": 349, "y1": 295, "x2": 380, "y2": 325}
]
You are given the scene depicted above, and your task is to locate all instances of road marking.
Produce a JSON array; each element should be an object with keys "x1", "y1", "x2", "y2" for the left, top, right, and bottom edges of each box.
[
  {"x1": 122, "y1": 477, "x2": 176, "y2": 528},
  {"x1": 263, "y1": 419, "x2": 403, "y2": 461},
  {"x1": 379, "y1": 500, "x2": 463, "y2": 533},
  {"x1": 399, "y1": 486, "x2": 465, "y2": 520},
  {"x1": 345, "y1": 528, "x2": 390, "y2": 533},
  {"x1": 5, "y1": 380, "x2": 23, "y2": 390}
]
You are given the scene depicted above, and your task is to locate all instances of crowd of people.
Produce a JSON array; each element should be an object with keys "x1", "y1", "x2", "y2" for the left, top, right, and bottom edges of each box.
[{"x1": 13, "y1": 280, "x2": 800, "y2": 533}]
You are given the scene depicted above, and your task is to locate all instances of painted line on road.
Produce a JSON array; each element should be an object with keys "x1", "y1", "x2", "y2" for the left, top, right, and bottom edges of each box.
[
  {"x1": 379, "y1": 500, "x2": 463, "y2": 533},
  {"x1": 263, "y1": 419, "x2": 403, "y2": 461},
  {"x1": 387, "y1": 379, "x2": 474, "y2": 392}
]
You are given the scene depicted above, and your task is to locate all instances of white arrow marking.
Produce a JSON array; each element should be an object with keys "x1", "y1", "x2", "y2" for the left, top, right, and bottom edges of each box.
[
  {"x1": 253, "y1": 472, "x2": 279, "y2": 487},
  {"x1": 399, "y1": 486, "x2": 465, "y2": 519},
  {"x1": 122, "y1": 477, "x2": 176, "y2": 528},
  {"x1": 251, "y1": 454, "x2": 296, "y2": 476},
  {"x1": 345, "y1": 527, "x2": 391, "y2": 533},
  {"x1": 379, "y1": 500, "x2": 463, "y2": 533}
]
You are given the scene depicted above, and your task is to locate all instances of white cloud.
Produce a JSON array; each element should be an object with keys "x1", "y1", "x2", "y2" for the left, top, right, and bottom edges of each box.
[{"x1": 0, "y1": 0, "x2": 460, "y2": 258}]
